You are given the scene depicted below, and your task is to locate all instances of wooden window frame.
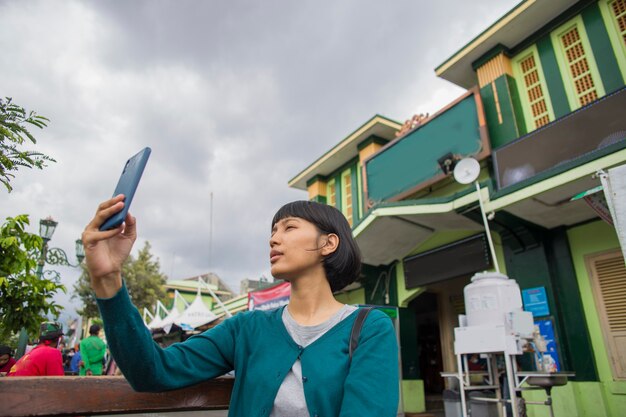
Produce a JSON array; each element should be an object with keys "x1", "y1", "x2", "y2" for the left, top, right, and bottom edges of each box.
[
  {"x1": 585, "y1": 249, "x2": 626, "y2": 380},
  {"x1": 512, "y1": 44, "x2": 556, "y2": 133},
  {"x1": 551, "y1": 15, "x2": 606, "y2": 111}
]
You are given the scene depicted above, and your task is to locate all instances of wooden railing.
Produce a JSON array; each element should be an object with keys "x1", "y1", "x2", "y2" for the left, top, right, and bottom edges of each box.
[{"x1": 0, "y1": 376, "x2": 233, "y2": 416}]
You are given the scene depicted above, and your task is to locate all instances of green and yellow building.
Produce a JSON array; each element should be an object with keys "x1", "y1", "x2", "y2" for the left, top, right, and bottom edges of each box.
[{"x1": 288, "y1": 1, "x2": 626, "y2": 415}]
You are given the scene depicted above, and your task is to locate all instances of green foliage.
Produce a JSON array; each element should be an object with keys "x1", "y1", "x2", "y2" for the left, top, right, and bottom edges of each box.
[
  {"x1": 0, "y1": 332, "x2": 19, "y2": 349},
  {"x1": 0, "y1": 215, "x2": 66, "y2": 341},
  {"x1": 73, "y1": 241, "x2": 168, "y2": 319},
  {"x1": 73, "y1": 265, "x2": 100, "y2": 319},
  {"x1": 0, "y1": 97, "x2": 55, "y2": 193}
]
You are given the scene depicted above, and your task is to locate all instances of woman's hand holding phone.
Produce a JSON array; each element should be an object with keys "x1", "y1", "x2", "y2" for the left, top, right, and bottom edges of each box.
[{"x1": 82, "y1": 195, "x2": 137, "y2": 299}]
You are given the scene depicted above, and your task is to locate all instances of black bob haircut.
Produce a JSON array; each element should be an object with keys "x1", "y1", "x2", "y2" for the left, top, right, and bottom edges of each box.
[
  {"x1": 271, "y1": 200, "x2": 361, "y2": 292},
  {"x1": 89, "y1": 324, "x2": 102, "y2": 335}
]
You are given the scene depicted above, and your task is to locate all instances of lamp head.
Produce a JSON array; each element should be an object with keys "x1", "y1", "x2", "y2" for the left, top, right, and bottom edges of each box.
[
  {"x1": 75, "y1": 239, "x2": 85, "y2": 263},
  {"x1": 39, "y1": 217, "x2": 58, "y2": 242}
]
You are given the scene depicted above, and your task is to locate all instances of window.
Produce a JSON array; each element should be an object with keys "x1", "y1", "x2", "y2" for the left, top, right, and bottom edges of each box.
[
  {"x1": 513, "y1": 45, "x2": 555, "y2": 132},
  {"x1": 341, "y1": 169, "x2": 353, "y2": 226},
  {"x1": 599, "y1": 0, "x2": 626, "y2": 78},
  {"x1": 327, "y1": 179, "x2": 336, "y2": 208},
  {"x1": 586, "y1": 250, "x2": 626, "y2": 379},
  {"x1": 552, "y1": 16, "x2": 605, "y2": 110}
]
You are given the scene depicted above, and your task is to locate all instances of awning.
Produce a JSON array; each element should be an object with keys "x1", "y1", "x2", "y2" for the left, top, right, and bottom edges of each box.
[
  {"x1": 158, "y1": 306, "x2": 181, "y2": 334},
  {"x1": 354, "y1": 192, "x2": 484, "y2": 266},
  {"x1": 175, "y1": 293, "x2": 218, "y2": 330}
]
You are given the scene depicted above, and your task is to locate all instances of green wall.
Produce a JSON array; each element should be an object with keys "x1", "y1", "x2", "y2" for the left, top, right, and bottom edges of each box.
[
  {"x1": 522, "y1": 381, "x2": 609, "y2": 417},
  {"x1": 567, "y1": 220, "x2": 626, "y2": 416},
  {"x1": 536, "y1": 36, "x2": 571, "y2": 119},
  {"x1": 545, "y1": 228, "x2": 598, "y2": 381},
  {"x1": 502, "y1": 225, "x2": 598, "y2": 380},
  {"x1": 334, "y1": 287, "x2": 365, "y2": 305},
  {"x1": 365, "y1": 95, "x2": 482, "y2": 201},
  {"x1": 480, "y1": 75, "x2": 520, "y2": 148}
]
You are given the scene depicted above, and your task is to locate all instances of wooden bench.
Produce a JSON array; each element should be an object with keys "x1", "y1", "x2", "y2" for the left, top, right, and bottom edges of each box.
[{"x1": 0, "y1": 376, "x2": 233, "y2": 416}]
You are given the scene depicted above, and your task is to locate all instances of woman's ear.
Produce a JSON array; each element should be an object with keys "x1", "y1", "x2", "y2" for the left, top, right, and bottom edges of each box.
[{"x1": 320, "y1": 233, "x2": 339, "y2": 256}]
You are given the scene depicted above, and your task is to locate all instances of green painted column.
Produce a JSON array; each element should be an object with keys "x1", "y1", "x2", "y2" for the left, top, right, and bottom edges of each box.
[
  {"x1": 536, "y1": 36, "x2": 571, "y2": 119},
  {"x1": 480, "y1": 75, "x2": 521, "y2": 148},
  {"x1": 545, "y1": 228, "x2": 598, "y2": 380}
]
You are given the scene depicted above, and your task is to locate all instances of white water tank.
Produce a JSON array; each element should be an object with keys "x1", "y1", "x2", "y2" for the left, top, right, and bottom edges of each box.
[{"x1": 464, "y1": 271, "x2": 523, "y2": 327}]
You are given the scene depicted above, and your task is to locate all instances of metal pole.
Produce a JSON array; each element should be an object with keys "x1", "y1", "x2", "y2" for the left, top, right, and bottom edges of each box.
[
  {"x1": 504, "y1": 354, "x2": 520, "y2": 417},
  {"x1": 475, "y1": 181, "x2": 500, "y2": 273},
  {"x1": 209, "y1": 192, "x2": 213, "y2": 271},
  {"x1": 458, "y1": 353, "x2": 468, "y2": 417},
  {"x1": 199, "y1": 277, "x2": 232, "y2": 318}
]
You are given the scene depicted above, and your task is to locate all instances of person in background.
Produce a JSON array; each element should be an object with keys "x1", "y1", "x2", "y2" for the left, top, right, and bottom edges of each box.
[
  {"x1": 80, "y1": 324, "x2": 106, "y2": 376},
  {"x1": 70, "y1": 346, "x2": 82, "y2": 374},
  {"x1": 0, "y1": 345, "x2": 17, "y2": 375},
  {"x1": 8, "y1": 322, "x2": 64, "y2": 376}
]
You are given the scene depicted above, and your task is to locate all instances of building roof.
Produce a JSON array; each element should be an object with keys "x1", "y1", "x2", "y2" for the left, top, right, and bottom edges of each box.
[
  {"x1": 165, "y1": 278, "x2": 231, "y2": 297},
  {"x1": 435, "y1": 0, "x2": 579, "y2": 89},
  {"x1": 288, "y1": 115, "x2": 401, "y2": 190}
]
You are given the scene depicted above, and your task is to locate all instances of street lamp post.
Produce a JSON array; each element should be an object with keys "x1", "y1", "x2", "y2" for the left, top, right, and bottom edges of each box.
[{"x1": 15, "y1": 217, "x2": 84, "y2": 359}]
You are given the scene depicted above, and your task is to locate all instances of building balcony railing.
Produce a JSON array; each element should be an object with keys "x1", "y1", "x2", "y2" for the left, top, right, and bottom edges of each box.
[
  {"x1": 493, "y1": 86, "x2": 626, "y2": 192},
  {"x1": 363, "y1": 89, "x2": 490, "y2": 204}
]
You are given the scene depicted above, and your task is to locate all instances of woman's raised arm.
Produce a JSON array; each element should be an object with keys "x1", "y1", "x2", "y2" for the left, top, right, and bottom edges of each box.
[{"x1": 82, "y1": 194, "x2": 136, "y2": 298}]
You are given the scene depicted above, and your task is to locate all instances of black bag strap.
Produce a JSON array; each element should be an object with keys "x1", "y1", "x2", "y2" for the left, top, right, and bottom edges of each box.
[{"x1": 349, "y1": 307, "x2": 373, "y2": 361}]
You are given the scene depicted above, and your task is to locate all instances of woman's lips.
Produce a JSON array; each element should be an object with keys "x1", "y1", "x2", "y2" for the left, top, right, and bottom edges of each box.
[{"x1": 270, "y1": 250, "x2": 283, "y2": 263}]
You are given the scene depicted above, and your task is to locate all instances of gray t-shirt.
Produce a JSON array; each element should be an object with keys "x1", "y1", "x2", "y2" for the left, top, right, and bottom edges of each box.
[{"x1": 270, "y1": 304, "x2": 358, "y2": 417}]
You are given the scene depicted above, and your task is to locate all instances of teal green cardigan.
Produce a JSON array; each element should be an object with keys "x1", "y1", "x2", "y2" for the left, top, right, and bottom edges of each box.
[{"x1": 97, "y1": 285, "x2": 399, "y2": 417}]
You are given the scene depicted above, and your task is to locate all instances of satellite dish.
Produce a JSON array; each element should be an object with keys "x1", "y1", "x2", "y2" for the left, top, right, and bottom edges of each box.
[{"x1": 453, "y1": 157, "x2": 480, "y2": 184}]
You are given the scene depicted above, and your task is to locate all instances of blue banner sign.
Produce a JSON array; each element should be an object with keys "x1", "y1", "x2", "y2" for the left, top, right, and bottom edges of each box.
[{"x1": 522, "y1": 286, "x2": 550, "y2": 317}]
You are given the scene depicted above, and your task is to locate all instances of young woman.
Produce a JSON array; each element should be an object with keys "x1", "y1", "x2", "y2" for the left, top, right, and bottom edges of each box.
[{"x1": 83, "y1": 196, "x2": 399, "y2": 417}]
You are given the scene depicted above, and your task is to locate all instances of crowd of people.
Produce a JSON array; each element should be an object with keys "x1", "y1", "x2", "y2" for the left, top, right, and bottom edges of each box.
[{"x1": 0, "y1": 322, "x2": 110, "y2": 377}]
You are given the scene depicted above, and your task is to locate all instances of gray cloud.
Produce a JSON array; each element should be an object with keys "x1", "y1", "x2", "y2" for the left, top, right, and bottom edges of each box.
[{"x1": 1, "y1": 0, "x2": 519, "y2": 323}]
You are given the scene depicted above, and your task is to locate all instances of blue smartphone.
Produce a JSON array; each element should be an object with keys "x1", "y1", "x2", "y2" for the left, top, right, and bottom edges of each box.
[{"x1": 99, "y1": 147, "x2": 151, "y2": 231}]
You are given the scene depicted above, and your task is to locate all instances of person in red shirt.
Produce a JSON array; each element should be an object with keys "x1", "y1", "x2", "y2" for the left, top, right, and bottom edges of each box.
[{"x1": 8, "y1": 322, "x2": 65, "y2": 377}]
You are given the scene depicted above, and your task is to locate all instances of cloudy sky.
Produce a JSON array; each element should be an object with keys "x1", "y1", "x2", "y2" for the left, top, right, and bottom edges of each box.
[{"x1": 1, "y1": 0, "x2": 518, "y2": 321}]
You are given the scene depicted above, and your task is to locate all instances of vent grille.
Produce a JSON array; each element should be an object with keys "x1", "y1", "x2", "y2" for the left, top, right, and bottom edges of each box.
[
  {"x1": 611, "y1": 0, "x2": 626, "y2": 46},
  {"x1": 519, "y1": 53, "x2": 551, "y2": 128},
  {"x1": 595, "y1": 256, "x2": 626, "y2": 332},
  {"x1": 588, "y1": 251, "x2": 626, "y2": 379},
  {"x1": 560, "y1": 26, "x2": 598, "y2": 106}
]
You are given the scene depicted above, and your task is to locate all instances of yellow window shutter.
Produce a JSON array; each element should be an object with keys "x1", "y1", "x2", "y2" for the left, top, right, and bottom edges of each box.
[
  {"x1": 341, "y1": 170, "x2": 353, "y2": 226},
  {"x1": 560, "y1": 25, "x2": 600, "y2": 106},
  {"x1": 513, "y1": 46, "x2": 555, "y2": 132}
]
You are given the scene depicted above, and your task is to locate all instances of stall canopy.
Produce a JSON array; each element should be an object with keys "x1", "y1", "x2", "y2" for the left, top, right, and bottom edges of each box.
[
  {"x1": 175, "y1": 291, "x2": 219, "y2": 331},
  {"x1": 150, "y1": 291, "x2": 188, "y2": 333},
  {"x1": 146, "y1": 300, "x2": 169, "y2": 329},
  {"x1": 158, "y1": 305, "x2": 182, "y2": 334}
]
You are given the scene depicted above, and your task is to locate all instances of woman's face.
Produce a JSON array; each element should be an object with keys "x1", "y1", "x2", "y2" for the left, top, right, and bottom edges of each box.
[
  {"x1": 269, "y1": 217, "x2": 327, "y2": 280},
  {"x1": 0, "y1": 354, "x2": 9, "y2": 366}
]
